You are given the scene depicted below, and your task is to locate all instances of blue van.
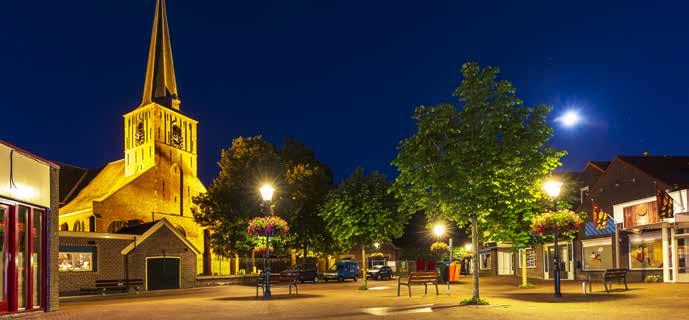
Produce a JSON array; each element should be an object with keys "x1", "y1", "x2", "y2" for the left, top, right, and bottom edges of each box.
[{"x1": 323, "y1": 261, "x2": 360, "y2": 282}]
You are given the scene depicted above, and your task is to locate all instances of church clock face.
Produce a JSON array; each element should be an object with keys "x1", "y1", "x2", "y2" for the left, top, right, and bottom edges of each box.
[
  {"x1": 134, "y1": 121, "x2": 145, "y2": 146},
  {"x1": 171, "y1": 125, "x2": 183, "y2": 148}
]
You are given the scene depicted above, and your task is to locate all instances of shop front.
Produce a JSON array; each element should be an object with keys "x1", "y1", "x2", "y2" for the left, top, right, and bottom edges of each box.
[
  {"x1": 613, "y1": 189, "x2": 689, "y2": 282},
  {"x1": 0, "y1": 141, "x2": 59, "y2": 316}
]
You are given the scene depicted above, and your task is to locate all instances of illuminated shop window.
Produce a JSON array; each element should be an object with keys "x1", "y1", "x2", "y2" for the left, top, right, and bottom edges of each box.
[
  {"x1": 629, "y1": 234, "x2": 663, "y2": 270},
  {"x1": 59, "y1": 246, "x2": 96, "y2": 272},
  {"x1": 518, "y1": 248, "x2": 536, "y2": 269},
  {"x1": 581, "y1": 238, "x2": 613, "y2": 271}
]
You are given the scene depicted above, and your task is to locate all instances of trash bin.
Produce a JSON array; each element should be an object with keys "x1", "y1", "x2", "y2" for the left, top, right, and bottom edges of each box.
[{"x1": 436, "y1": 263, "x2": 449, "y2": 282}]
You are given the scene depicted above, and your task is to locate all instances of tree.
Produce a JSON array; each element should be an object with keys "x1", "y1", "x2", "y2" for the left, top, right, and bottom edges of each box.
[
  {"x1": 193, "y1": 136, "x2": 337, "y2": 270},
  {"x1": 193, "y1": 136, "x2": 282, "y2": 262},
  {"x1": 392, "y1": 62, "x2": 564, "y2": 303},
  {"x1": 319, "y1": 168, "x2": 410, "y2": 289},
  {"x1": 279, "y1": 138, "x2": 335, "y2": 264}
]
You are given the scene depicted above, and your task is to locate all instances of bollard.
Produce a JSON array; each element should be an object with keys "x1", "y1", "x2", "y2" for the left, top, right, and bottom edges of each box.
[{"x1": 582, "y1": 281, "x2": 587, "y2": 295}]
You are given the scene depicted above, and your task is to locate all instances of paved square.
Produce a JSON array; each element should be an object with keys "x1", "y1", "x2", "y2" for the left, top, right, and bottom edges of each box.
[{"x1": 29, "y1": 277, "x2": 689, "y2": 319}]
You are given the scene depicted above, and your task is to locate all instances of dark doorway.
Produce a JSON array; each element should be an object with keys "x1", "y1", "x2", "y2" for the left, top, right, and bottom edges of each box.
[{"x1": 146, "y1": 258, "x2": 180, "y2": 291}]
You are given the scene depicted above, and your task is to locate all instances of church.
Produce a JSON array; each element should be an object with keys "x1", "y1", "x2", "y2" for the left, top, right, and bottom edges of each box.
[{"x1": 58, "y1": 0, "x2": 214, "y2": 276}]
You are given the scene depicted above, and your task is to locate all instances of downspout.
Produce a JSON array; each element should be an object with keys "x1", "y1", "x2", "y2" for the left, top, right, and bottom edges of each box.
[{"x1": 124, "y1": 236, "x2": 137, "y2": 291}]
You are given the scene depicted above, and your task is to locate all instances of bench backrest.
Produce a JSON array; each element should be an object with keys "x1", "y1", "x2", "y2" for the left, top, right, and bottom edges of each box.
[
  {"x1": 408, "y1": 271, "x2": 439, "y2": 282},
  {"x1": 95, "y1": 279, "x2": 144, "y2": 287},
  {"x1": 604, "y1": 268, "x2": 628, "y2": 278}
]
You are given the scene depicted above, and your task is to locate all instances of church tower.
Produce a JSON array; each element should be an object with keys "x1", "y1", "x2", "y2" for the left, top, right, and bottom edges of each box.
[{"x1": 123, "y1": 0, "x2": 197, "y2": 182}]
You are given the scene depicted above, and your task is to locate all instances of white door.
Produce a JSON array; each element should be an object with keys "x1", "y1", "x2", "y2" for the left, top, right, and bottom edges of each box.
[{"x1": 497, "y1": 251, "x2": 514, "y2": 275}]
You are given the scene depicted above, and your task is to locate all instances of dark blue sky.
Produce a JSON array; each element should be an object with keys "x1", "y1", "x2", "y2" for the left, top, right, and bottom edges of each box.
[{"x1": 2, "y1": 1, "x2": 688, "y2": 183}]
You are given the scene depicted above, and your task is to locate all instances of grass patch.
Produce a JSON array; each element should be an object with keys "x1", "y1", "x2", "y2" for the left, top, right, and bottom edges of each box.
[
  {"x1": 519, "y1": 283, "x2": 535, "y2": 289},
  {"x1": 460, "y1": 297, "x2": 489, "y2": 305}
]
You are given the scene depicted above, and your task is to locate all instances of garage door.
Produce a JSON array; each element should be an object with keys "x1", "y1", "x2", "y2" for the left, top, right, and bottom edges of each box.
[{"x1": 147, "y1": 258, "x2": 180, "y2": 291}]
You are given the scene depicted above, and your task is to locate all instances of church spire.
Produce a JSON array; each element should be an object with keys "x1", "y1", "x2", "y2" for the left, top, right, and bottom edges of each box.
[{"x1": 141, "y1": 0, "x2": 180, "y2": 110}]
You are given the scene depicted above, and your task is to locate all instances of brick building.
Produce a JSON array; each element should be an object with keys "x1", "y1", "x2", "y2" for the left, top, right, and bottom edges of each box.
[
  {"x1": 0, "y1": 141, "x2": 60, "y2": 316},
  {"x1": 59, "y1": 219, "x2": 198, "y2": 295},
  {"x1": 56, "y1": 0, "x2": 221, "y2": 276}
]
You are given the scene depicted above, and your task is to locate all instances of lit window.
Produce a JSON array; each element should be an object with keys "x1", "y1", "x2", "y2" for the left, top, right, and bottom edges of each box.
[
  {"x1": 480, "y1": 252, "x2": 492, "y2": 269},
  {"x1": 629, "y1": 234, "x2": 663, "y2": 269},
  {"x1": 519, "y1": 248, "x2": 536, "y2": 269},
  {"x1": 59, "y1": 246, "x2": 96, "y2": 272},
  {"x1": 582, "y1": 238, "x2": 613, "y2": 271}
]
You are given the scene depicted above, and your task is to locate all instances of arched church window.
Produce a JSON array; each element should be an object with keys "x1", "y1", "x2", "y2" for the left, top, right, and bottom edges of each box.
[
  {"x1": 107, "y1": 220, "x2": 127, "y2": 233},
  {"x1": 73, "y1": 220, "x2": 84, "y2": 232},
  {"x1": 134, "y1": 121, "x2": 145, "y2": 146},
  {"x1": 171, "y1": 124, "x2": 183, "y2": 149},
  {"x1": 60, "y1": 223, "x2": 69, "y2": 231}
]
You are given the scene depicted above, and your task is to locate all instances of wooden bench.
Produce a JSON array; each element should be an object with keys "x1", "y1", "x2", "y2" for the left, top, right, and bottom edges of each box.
[
  {"x1": 256, "y1": 274, "x2": 298, "y2": 297},
  {"x1": 93, "y1": 279, "x2": 144, "y2": 295},
  {"x1": 586, "y1": 268, "x2": 628, "y2": 293},
  {"x1": 397, "y1": 271, "x2": 439, "y2": 297}
]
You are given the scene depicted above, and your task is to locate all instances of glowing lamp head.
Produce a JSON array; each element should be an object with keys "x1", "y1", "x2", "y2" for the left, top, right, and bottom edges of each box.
[
  {"x1": 559, "y1": 110, "x2": 581, "y2": 127},
  {"x1": 464, "y1": 243, "x2": 472, "y2": 252},
  {"x1": 373, "y1": 242, "x2": 380, "y2": 249},
  {"x1": 259, "y1": 184, "x2": 275, "y2": 201},
  {"x1": 433, "y1": 224, "x2": 446, "y2": 237},
  {"x1": 543, "y1": 180, "x2": 563, "y2": 198}
]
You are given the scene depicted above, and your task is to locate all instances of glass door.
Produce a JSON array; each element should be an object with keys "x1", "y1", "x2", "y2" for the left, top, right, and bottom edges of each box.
[
  {"x1": 677, "y1": 237, "x2": 689, "y2": 282},
  {"x1": 545, "y1": 243, "x2": 572, "y2": 280},
  {"x1": 0, "y1": 205, "x2": 7, "y2": 312},
  {"x1": 0, "y1": 203, "x2": 44, "y2": 313}
]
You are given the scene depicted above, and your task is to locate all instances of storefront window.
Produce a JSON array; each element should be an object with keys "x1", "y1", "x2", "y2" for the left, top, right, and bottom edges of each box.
[
  {"x1": 59, "y1": 246, "x2": 96, "y2": 272},
  {"x1": 629, "y1": 234, "x2": 663, "y2": 269},
  {"x1": 17, "y1": 206, "x2": 28, "y2": 309},
  {"x1": 480, "y1": 252, "x2": 491, "y2": 269},
  {"x1": 582, "y1": 238, "x2": 613, "y2": 270},
  {"x1": 519, "y1": 248, "x2": 536, "y2": 268}
]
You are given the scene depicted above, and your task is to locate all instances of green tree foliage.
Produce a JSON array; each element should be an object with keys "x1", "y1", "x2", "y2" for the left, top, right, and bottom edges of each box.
[
  {"x1": 279, "y1": 139, "x2": 337, "y2": 261},
  {"x1": 193, "y1": 136, "x2": 336, "y2": 261},
  {"x1": 193, "y1": 136, "x2": 282, "y2": 257},
  {"x1": 392, "y1": 62, "x2": 565, "y2": 302},
  {"x1": 319, "y1": 168, "x2": 410, "y2": 289}
]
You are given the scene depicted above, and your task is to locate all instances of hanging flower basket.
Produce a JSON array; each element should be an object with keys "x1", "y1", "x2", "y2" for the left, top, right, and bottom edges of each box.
[
  {"x1": 247, "y1": 215, "x2": 289, "y2": 237},
  {"x1": 430, "y1": 242, "x2": 450, "y2": 255},
  {"x1": 253, "y1": 244, "x2": 274, "y2": 256},
  {"x1": 530, "y1": 209, "x2": 584, "y2": 237}
]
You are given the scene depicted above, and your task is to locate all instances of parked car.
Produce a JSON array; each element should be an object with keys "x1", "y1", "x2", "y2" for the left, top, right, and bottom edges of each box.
[
  {"x1": 323, "y1": 261, "x2": 360, "y2": 282},
  {"x1": 280, "y1": 264, "x2": 320, "y2": 283},
  {"x1": 366, "y1": 265, "x2": 393, "y2": 280}
]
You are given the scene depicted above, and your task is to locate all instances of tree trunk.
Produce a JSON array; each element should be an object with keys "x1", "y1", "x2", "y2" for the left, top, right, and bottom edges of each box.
[
  {"x1": 521, "y1": 249, "x2": 528, "y2": 287},
  {"x1": 303, "y1": 244, "x2": 308, "y2": 266},
  {"x1": 471, "y1": 214, "x2": 480, "y2": 301},
  {"x1": 362, "y1": 246, "x2": 368, "y2": 289}
]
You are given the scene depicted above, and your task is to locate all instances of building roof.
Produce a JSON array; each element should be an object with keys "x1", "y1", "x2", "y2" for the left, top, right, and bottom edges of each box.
[
  {"x1": 116, "y1": 220, "x2": 159, "y2": 235},
  {"x1": 141, "y1": 0, "x2": 179, "y2": 110},
  {"x1": 59, "y1": 159, "x2": 151, "y2": 215},
  {"x1": 120, "y1": 218, "x2": 201, "y2": 255},
  {"x1": 57, "y1": 162, "x2": 105, "y2": 206},
  {"x1": 589, "y1": 161, "x2": 611, "y2": 171},
  {"x1": 617, "y1": 155, "x2": 689, "y2": 188}
]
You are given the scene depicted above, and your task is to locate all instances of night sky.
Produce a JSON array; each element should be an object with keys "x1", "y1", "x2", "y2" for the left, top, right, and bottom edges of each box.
[{"x1": 2, "y1": 1, "x2": 688, "y2": 184}]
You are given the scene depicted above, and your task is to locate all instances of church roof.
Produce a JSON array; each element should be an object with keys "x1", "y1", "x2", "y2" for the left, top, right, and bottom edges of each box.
[
  {"x1": 59, "y1": 159, "x2": 151, "y2": 215},
  {"x1": 116, "y1": 220, "x2": 159, "y2": 235},
  {"x1": 140, "y1": 0, "x2": 179, "y2": 110},
  {"x1": 57, "y1": 162, "x2": 105, "y2": 206}
]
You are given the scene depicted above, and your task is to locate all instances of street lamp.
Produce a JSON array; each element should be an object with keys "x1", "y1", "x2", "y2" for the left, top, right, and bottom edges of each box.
[
  {"x1": 260, "y1": 183, "x2": 275, "y2": 298},
  {"x1": 432, "y1": 223, "x2": 452, "y2": 291},
  {"x1": 543, "y1": 179, "x2": 563, "y2": 297}
]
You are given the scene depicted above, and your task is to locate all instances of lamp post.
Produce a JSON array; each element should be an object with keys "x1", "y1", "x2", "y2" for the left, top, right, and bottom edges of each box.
[
  {"x1": 259, "y1": 184, "x2": 275, "y2": 298},
  {"x1": 433, "y1": 223, "x2": 452, "y2": 291},
  {"x1": 543, "y1": 179, "x2": 563, "y2": 297}
]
